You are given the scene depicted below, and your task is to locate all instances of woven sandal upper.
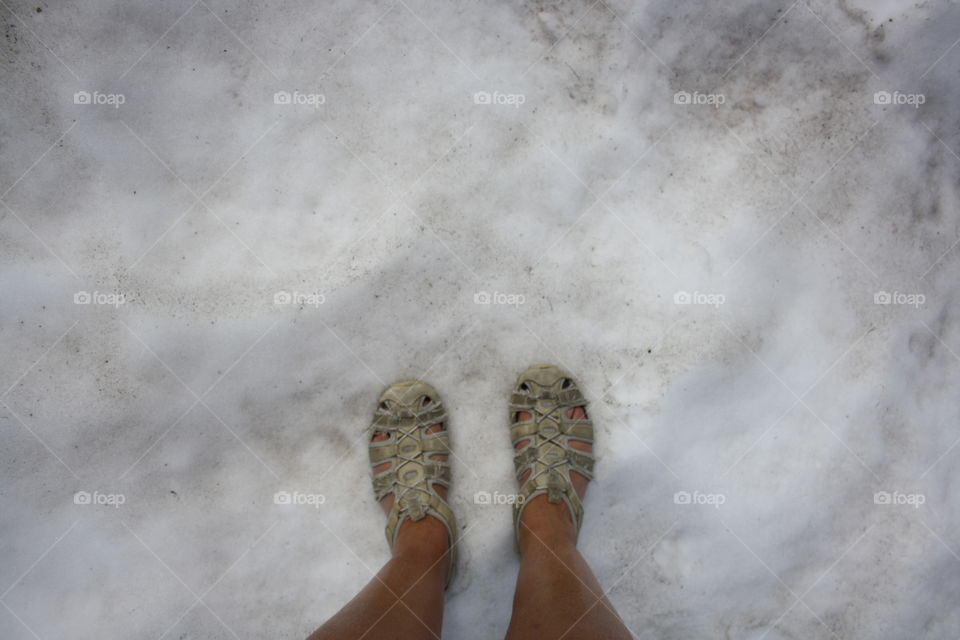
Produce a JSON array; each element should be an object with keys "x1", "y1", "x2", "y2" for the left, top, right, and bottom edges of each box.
[
  {"x1": 368, "y1": 380, "x2": 457, "y2": 586},
  {"x1": 509, "y1": 365, "x2": 594, "y2": 543}
]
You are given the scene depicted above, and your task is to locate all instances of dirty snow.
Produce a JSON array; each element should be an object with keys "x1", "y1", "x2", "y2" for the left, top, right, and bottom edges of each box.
[{"x1": 1, "y1": 0, "x2": 959, "y2": 638}]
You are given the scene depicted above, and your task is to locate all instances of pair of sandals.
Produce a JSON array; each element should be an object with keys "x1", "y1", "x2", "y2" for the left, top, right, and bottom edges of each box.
[{"x1": 368, "y1": 364, "x2": 595, "y2": 588}]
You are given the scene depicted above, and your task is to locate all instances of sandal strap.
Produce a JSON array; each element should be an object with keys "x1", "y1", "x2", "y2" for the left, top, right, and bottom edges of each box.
[
  {"x1": 510, "y1": 365, "x2": 594, "y2": 547},
  {"x1": 369, "y1": 381, "x2": 457, "y2": 588}
]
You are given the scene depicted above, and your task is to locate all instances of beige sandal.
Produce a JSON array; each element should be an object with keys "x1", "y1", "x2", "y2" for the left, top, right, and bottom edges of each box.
[
  {"x1": 368, "y1": 381, "x2": 457, "y2": 587},
  {"x1": 509, "y1": 365, "x2": 594, "y2": 546}
]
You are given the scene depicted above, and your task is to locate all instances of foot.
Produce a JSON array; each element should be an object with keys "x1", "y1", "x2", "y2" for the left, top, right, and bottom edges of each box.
[
  {"x1": 371, "y1": 395, "x2": 451, "y2": 565},
  {"x1": 514, "y1": 405, "x2": 592, "y2": 550}
]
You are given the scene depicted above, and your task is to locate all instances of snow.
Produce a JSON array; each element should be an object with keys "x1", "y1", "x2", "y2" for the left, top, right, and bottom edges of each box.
[{"x1": 1, "y1": 0, "x2": 959, "y2": 638}]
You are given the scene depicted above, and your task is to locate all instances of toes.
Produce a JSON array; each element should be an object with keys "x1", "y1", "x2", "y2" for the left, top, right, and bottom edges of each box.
[
  {"x1": 513, "y1": 412, "x2": 533, "y2": 455},
  {"x1": 569, "y1": 440, "x2": 592, "y2": 453},
  {"x1": 426, "y1": 423, "x2": 447, "y2": 461},
  {"x1": 371, "y1": 430, "x2": 392, "y2": 475},
  {"x1": 566, "y1": 406, "x2": 593, "y2": 455},
  {"x1": 513, "y1": 410, "x2": 532, "y2": 425}
]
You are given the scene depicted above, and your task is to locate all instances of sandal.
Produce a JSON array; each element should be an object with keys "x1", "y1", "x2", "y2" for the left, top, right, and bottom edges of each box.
[
  {"x1": 509, "y1": 364, "x2": 594, "y2": 546},
  {"x1": 368, "y1": 380, "x2": 458, "y2": 587}
]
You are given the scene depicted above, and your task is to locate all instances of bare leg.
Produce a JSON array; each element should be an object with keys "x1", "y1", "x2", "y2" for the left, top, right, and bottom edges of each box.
[
  {"x1": 504, "y1": 407, "x2": 632, "y2": 640},
  {"x1": 308, "y1": 423, "x2": 450, "y2": 640}
]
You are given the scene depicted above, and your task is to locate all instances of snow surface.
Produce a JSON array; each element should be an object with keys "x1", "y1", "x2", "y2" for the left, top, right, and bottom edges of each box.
[{"x1": 2, "y1": 0, "x2": 959, "y2": 638}]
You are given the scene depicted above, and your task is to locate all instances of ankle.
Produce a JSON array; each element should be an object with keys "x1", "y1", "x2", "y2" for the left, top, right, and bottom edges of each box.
[
  {"x1": 517, "y1": 495, "x2": 578, "y2": 553},
  {"x1": 392, "y1": 515, "x2": 450, "y2": 562}
]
